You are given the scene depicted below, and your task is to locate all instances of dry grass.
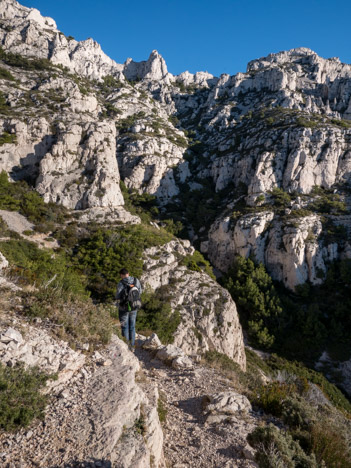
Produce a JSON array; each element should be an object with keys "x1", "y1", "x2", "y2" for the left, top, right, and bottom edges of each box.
[{"x1": 21, "y1": 289, "x2": 119, "y2": 350}]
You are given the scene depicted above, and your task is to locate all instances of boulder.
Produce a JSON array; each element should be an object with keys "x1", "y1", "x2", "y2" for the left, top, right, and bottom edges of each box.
[
  {"x1": 171, "y1": 355, "x2": 193, "y2": 370},
  {"x1": 142, "y1": 333, "x2": 163, "y2": 350},
  {"x1": 204, "y1": 391, "x2": 252, "y2": 423},
  {"x1": 156, "y1": 344, "x2": 184, "y2": 363}
]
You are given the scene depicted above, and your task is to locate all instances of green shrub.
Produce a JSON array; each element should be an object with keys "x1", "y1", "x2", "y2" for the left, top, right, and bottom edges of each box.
[
  {"x1": 120, "y1": 181, "x2": 158, "y2": 223},
  {"x1": 267, "y1": 354, "x2": 351, "y2": 414},
  {"x1": 251, "y1": 381, "x2": 296, "y2": 417},
  {"x1": 160, "y1": 219, "x2": 184, "y2": 236},
  {"x1": 0, "y1": 67, "x2": 15, "y2": 81},
  {"x1": 0, "y1": 46, "x2": 53, "y2": 71},
  {"x1": 0, "y1": 363, "x2": 54, "y2": 432},
  {"x1": 281, "y1": 397, "x2": 315, "y2": 430},
  {"x1": 157, "y1": 392, "x2": 168, "y2": 423},
  {"x1": 116, "y1": 112, "x2": 145, "y2": 133},
  {"x1": 74, "y1": 224, "x2": 172, "y2": 300},
  {"x1": 221, "y1": 256, "x2": 282, "y2": 349},
  {"x1": 269, "y1": 187, "x2": 291, "y2": 209},
  {"x1": 0, "y1": 132, "x2": 16, "y2": 146},
  {"x1": 0, "y1": 91, "x2": 10, "y2": 114},
  {"x1": 296, "y1": 116, "x2": 319, "y2": 128},
  {"x1": 181, "y1": 250, "x2": 215, "y2": 279},
  {"x1": 0, "y1": 239, "x2": 87, "y2": 297},
  {"x1": 136, "y1": 287, "x2": 180, "y2": 344},
  {"x1": 0, "y1": 171, "x2": 68, "y2": 232},
  {"x1": 310, "y1": 422, "x2": 351, "y2": 467},
  {"x1": 247, "y1": 424, "x2": 317, "y2": 468},
  {"x1": 22, "y1": 289, "x2": 117, "y2": 349}
]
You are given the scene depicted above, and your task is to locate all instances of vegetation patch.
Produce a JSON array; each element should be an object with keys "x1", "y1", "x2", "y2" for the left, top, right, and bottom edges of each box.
[
  {"x1": 0, "y1": 171, "x2": 69, "y2": 232},
  {"x1": 0, "y1": 238, "x2": 87, "y2": 296},
  {"x1": 0, "y1": 363, "x2": 54, "y2": 432},
  {"x1": 22, "y1": 289, "x2": 117, "y2": 349},
  {"x1": 0, "y1": 131, "x2": 16, "y2": 146},
  {"x1": 137, "y1": 286, "x2": 180, "y2": 344},
  {"x1": 74, "y1": 224, "x2": 172, "y2": 300},
  {"x1": 181, "y1": 250, "x2": 215, "y2": 279},
  {"x1": 221, "y1": 256, "x2": 282, "y2": 349},
  {"x1": 0, "y1": 66, "x2": 15, "y2": 81}
]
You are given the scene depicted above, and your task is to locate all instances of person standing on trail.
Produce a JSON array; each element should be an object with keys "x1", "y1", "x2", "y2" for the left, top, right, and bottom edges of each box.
[{"x1": 116, "y1": 268, "x2": 142, "y2": 351}]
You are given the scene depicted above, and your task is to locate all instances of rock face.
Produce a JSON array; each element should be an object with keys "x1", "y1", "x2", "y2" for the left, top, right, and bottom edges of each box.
[
  {"x1": 206, "y1": 210, "x2": 345, "y2": 289},
  {"x1": 36, "y1": 121, "x2": 124, "y2": 209},
  {"x1": 142, "y1": 240, "x2": 246, "y2": 370}
]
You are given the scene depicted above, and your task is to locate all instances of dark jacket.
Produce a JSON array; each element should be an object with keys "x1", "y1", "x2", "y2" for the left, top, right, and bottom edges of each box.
[{"x1": 116, "y1": 276, "x2": 142, "y2": 312}]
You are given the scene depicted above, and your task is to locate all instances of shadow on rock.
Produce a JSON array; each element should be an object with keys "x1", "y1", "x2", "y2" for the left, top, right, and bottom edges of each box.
[
  {"x1": 50, "y1": 459, "x2": 111, "y2": 468},
  {"x1": 177, "y1": 396, "x2": 207, "y2": 423}
]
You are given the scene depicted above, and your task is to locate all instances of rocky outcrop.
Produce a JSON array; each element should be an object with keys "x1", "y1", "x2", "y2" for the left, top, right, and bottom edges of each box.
[
  {"x1": 36, "y1": 121, "x2": 124, "y2": 209},
  {"x1": 205, "y1": 211, "x2": 274, "y2": 271},
  {"x1": 206, "y1": 210, "x2": 347, "y2": 289},
  {"x1": 142, "y1": 240, "x2": 246, "y2": 370},
  {"x1": 203, "y1": 391, "x2": 252, "y2": 424},
  {"x1": 0, "y1": 327, "x2": 165, "y2": 467},
  {"x1": 0, "y1": 324, "x2": 86, "y2": 389}
]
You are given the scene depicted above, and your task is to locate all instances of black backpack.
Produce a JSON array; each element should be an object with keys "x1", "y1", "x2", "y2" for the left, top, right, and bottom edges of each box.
[{"x1": 120, "y1": 279, "x2": 142, "y2": 311}]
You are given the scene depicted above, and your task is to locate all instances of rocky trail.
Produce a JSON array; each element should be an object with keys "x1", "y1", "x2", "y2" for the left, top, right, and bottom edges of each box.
[
  {"x1": 135, "y1": 344, "x2": 258, "y2": 468},
  {"x1": 0, "y1": 325, "x2": 258, "y2": 468}
]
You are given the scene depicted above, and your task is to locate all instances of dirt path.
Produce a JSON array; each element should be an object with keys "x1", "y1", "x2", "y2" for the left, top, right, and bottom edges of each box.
[{"x1": 136, "y1": 346, "x2": 258, "y2": 468}]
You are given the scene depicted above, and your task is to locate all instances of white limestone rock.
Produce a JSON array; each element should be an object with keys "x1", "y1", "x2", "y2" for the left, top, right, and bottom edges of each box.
[
  {"x1": 0, "y1": 323, "x2": 85, "y2": 389},
  {"x1": 142, "y1": 333, "x2": 163, "y2": 350},
  {"x1": 0, "y1": 251, "x2": 8, "y2": 270},
  {"x1": 171, "y1": 355, "x2": 193, "y2": 370},
  {"x1": 204, "y1": 391, "x2": 252, "y2": 423},
  {"x1": 142, "y1": 240, "x2": 246, "y2": 371},
  {"x1": 36, "y1": 121, "x2": 124, "y2": 209},
  {"x1": 156, "y1": 344, "x2": 184, "y2": 363}
]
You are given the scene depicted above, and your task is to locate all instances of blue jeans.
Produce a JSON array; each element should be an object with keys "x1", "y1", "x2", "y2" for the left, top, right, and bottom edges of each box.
[{"x1": 119, "y1": 310, "x2": 137, "y2": 347}]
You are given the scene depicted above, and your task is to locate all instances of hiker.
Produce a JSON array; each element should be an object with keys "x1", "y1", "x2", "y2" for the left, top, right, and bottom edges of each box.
[{"x1": 116, "y1": 268, "x2": 142, "y2": 351}]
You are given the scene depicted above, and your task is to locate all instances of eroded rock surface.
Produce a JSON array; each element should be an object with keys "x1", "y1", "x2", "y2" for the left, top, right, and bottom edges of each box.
[
  {"x1": 142, "y1": 240, "x2": 246, "y2": 370},
  {"x1": 0, "y1": 333, "x2": 165, "y2": 467}
]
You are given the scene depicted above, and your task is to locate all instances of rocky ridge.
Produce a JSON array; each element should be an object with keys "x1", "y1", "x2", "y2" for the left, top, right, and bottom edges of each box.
[
  {"x1": 0, "y1": 313, "x2": 165, "y2": 467},
  {"x1": 142, "y1": 239, "x2": 246, "y2": 369}
]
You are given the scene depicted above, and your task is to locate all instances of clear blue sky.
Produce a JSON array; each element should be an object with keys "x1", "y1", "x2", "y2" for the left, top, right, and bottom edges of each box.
[{"x1": 20, "y1": 0, "x2": 351, "y2": 77}]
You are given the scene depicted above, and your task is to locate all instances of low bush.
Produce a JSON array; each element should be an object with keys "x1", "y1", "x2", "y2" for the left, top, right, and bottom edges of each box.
[
  {"x1": 251, "y1": 381, "x2": 297, "y2": 417},
  {"x1": 0, "y1": 131, "x2": 16, "y2": 145},
  {"x1": 74, "y1": 224, "x2": 172, "y2": 300},
  {"x1": 181, "y1": 250, "x2": 215, "y2": 279},
  {"x1": 120, "y1": 181, "x2": 158, "y2": 223},
  {"x1": 0, "y1": 363, "x2": 54, "y2": 432},
  {"x1": 136, "y1": 287, "x2": 180, "y2": 344},
  {"x1": 0, "y1": 239, "x2": 87, "y2": 297},
  {"x1": 0, "y1": 66, "x2": 15, "y2": 81},
  {"x1": 267, "y1": 354, "x2": 351, "y2": 414},
  {"x1": 157, "y1": 391, "x2": 168, "y2": 423},
  {"x1": 310, "y1": 422, "x2": 351, "y2": 467},
  {"x1": 247, "y1": 424, "x2": 317, "y2": 468},
  {"x1": 22, "y1": 289, "x2": 117, "y2": 349},
  {"x1": 0, "y1": 46, "x2": 54, "y2": 71},
  {"x1": 0, "y1": 171, "x2": 69, "y2": 232}
]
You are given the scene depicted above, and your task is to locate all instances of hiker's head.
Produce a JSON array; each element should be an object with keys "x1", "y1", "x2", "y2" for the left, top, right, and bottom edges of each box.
[{"x1": 119, "y1": 268, "x2": 129, "y2": 279}]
